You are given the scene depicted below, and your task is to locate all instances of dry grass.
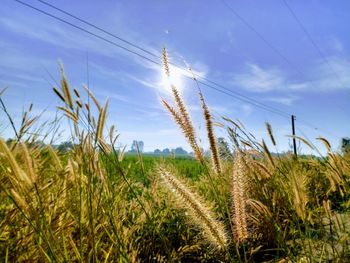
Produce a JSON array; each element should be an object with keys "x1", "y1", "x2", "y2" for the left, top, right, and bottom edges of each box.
[
  {"x1": 157, "y1": 165, "x2": 227, "y2": 250},
  {"x1": 161, "y1": 48, "x2": 204, "y2": 164},
  {"x1": 0, "y1": 58, "x2": 350, "y2": 262},
  {"x1": 231, "y1": 151, "x2": 249, "y2": 244},
  {"x1": 199, "y1": 90, "x2": 222, "y2": 175}
]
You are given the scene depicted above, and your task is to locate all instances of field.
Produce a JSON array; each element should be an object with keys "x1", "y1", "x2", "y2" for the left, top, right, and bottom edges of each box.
[{"x1": 1, "y1": 54, "x2": 350, "y2": 262}]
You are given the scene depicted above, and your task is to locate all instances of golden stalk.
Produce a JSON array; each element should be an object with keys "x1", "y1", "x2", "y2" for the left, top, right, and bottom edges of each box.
[
  {"x1": 317, "y1": 137, "x2": 332, "y2": 152},
  {"x1": 61, "y1": 74, "x2": 74, "y2": 110},
  {"x1": 231, "y1": 151, "x2": 248, "y2": 244},
  {"x1": 162, "y1": 99, "x2": 203, "y2": 163},
  {"x1": 0, "y1": 139, "x2": 33, "y2": 189},
  {"x1": 262, "y1": 139, "x2": 275, "y2": 168},
  {"x1": 161, "y1": 47, "x2": 204, "y2": 163},
  {"x1": 95, "y1": 99, "x2": 109, "y2": 142},
  {"x1": 158, "y1": 165, "x2": 227, "y2": 250},
  {"x1": 21, "y1": 142, "x2": 37, "y2": 183},
  {"x1": 199, "y1": 90, "x2": 221, "y2": 174},
  {"x1": 265, "y1": 122, "x2": 276, "y2": 146},
  {"x1": 162, "y1": 47, "x2": 170, "y2": 77}
]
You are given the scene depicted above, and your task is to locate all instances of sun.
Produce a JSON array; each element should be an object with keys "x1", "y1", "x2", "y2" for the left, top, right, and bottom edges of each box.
[{"x1": 160, "y1": 65, "x2": 185, "y2": 94}]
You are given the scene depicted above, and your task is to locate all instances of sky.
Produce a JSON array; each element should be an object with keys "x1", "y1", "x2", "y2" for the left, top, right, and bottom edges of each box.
[{"x1": 0, "y1": 0, "x2": 349, "y2": 154}]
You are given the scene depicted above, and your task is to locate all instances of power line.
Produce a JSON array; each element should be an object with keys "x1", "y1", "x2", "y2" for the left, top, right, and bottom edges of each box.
[
  {"x1": 15, "y1": 0, "x2": 291, "y2": 119},
  {"x1": 34, "y1": 0, "x2": 292, "y2": 119},
  {"x1": 14, "y1": 0, "x2": 337, "y2": 138},
  {"x1": 35, "y1": 0, "x2": 160, "y2": 59},
  {"x1": 281, "y1": 0, "x2": 349, "y2": 118},
  {"x1": 219, "y1": 0, "x2": 343, "y2": 138},
  {"x1": 197, "y1": 80, "x2": 289, "y2": 118},
  {"x1": 282, "y1": 0, "x2": 344, "y2": 86},
  {"x1": 296, "y1": 126, "x2": 329, "y2": 157},
  {"x1": 296, "y1": 119, "x2": 339, "y2": 140},
  {"x1": 219, "y1": 0, "x2": 338, "y2": 94},
  {"x1": 14, "y1": 0, "x2": 160, "y2": 65},
  {"x1": 220, "y1": 0, "x2": 308, "y2": 78}
]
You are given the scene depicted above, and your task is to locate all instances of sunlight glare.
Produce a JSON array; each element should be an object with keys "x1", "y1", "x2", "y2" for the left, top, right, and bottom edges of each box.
[{"x1": 160, "y1": 65, "x2": 185, "y2": 94}]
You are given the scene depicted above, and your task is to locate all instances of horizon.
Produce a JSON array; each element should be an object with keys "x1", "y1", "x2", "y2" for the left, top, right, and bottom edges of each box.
[{"x1": 1, "y1": 0, "x2": 349, "y2": 155}]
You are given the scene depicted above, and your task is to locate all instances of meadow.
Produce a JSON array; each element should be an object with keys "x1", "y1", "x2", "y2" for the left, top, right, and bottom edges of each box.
[{"x1": 0, "y1": 50, "x2": 350, "y2": 262}]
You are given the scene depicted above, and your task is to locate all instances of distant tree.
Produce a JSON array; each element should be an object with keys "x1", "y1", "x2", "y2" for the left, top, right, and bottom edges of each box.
[
  {"x1": 57, "y1": 141, "x2": 73, "y2": 152},
  {"x1": 162, "y1": 148, "x2": 170, "y2": 155},
  {"x1": 171, "y1": 149, "x2": 176, "y2": 158},
  {"x1": 131, "y1": 140, "x2": 144, "y2": 153},
  {"x1": 341, "y1": 137, "x2": 350, "y2": 154},
  {"x1": 174, "y1": 147, "x2": 188, "y2": 155},
  {"x1": 154, "y1": 149, "x2": 161, "y2": 155},
  {"x1": 130, "y1": 140, "x2": 137, "y2": 152},
  {"x1": 204, "y1": 149, "x2": 211, "y2": 157},
  {"x1": 138, "y1": 141, "x2": 144, "y2": 152},
  {"x1": 32, "y1": 140, "x2": 46, "y2": 148},
  {"x1": 217, "y1": 137, "x2": 232, "y2": 160}
]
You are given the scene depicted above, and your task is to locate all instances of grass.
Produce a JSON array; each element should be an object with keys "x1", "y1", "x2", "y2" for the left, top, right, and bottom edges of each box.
[{"x1": 0, "y1": 52, "x2": 350, "y2": 262}]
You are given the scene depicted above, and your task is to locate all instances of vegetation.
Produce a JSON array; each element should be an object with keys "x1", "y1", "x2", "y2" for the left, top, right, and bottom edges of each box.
[{"x1": 0, "y1": 53, "x2": 350, "y2": 262}]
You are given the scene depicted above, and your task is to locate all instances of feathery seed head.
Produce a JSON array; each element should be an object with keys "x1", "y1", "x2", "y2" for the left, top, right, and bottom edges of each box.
[
  {"x1": 199, "y1": 90, "x2": 221, "y2": 174},
  {"x1": 158, "y1": 165, "x2": 228, "y2": 250},
  {"x1": 262, "y1": 139, "x2": 275, "y2": 168},
  {"x1": 60, "y1": 74, "x2": 74, "y2": 110},
  {"x1": 265, "y1": 122, "x2": 276, "y2": 146},
  {"x1": 231, "y1": 150, "x2": 249, "y2": 244},
  {"x1": 162, "y1": 47, "x2": 170, "y2": 77},
  {"x1": 10, "y1": 189, "x2": 29, "y2": 212}
]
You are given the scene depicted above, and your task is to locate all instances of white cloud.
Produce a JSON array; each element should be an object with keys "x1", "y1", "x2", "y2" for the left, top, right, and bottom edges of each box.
[
  {"x1": 187, "y1": 104, "x2": 231, "y2": 117},
  {"x1": 0, "y1": 43, "x2": 54, "y2": 72},
  {"x1": 328, "y1": 37, "x2": 344, "y2": 53},
  {"x1": 233, "y1": 57, "x2": 350, "y2": 93},
  {"x1": 264, "y1": 95, "x2": 298, "y2": 106},
  {"x1": 0, "y1": 14, "x2": 158, "y2": 67},
  {"x1": 0, "y1": 17, "x2": 85, "y2": 51},
  {"x1": 1, "y1": 72, "x2": 46, "y2": 85},
  {"x1": 242, "y1": 104, "x2": 253, "y2": 116},
  {"x1": 307, "y1": 56, "x2": 350, "y2": 91},
  {"x1": 128, "y1": 75, "x2": 160, "y2": 91},
  {"x1": 93, "y1": 88, "x2": 130, "y2": 103},
  {"x1": 286, "y1": 57, "x2": 350, "y2": 92},
  {"x1": 233, "y1": 63, "x2": 284, "y2": 92},
  {"x1": 90, "y1": 63, "x2": 127, "y2": 81}
]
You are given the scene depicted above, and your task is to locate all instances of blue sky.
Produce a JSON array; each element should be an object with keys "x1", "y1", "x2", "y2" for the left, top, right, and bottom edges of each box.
[{"x1": 0, "y1": 0, "x2": 349, "y2": 154}]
